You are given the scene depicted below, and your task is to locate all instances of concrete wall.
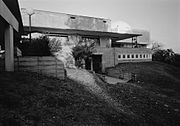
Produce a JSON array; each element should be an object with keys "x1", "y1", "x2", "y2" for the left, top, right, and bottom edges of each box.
[
  {"x1": 95, "y1": 47, "x2": 152, "y2": 72},
  {"x1": 100, "y1": 37, "x2": 111, "y2": 48},
  {"x1": 15, "y1": 56, "x2": 65, "y2": 79},
  {"x1": 114, "y1": 48, "x2": 152, "y2": 64},
  {"x1": 21, "y1": 8, "x2": 111, "y2": 32},
  {"x1": 132, "y1": 29, "x2": 150, "y2": 44},
  {"x1": 95, "y1": 47, "x2": 114, "y2": 72}
]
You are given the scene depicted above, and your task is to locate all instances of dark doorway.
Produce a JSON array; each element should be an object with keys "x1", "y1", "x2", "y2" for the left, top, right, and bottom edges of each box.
[
  {"x1": 85, "y1": 58, "x2": 91, "y2": 70},
  {"x1": 92, "y1": 55, "x2": 102, "y2": 73}
]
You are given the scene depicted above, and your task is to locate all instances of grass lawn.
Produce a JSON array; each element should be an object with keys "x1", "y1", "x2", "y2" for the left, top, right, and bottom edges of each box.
[
  {"x1": 0, "y1": 61, "x2": 180, "y2": 126},
  {"x1": 101, "y1": 82, "x2": 180, "y2": 126},
  {"x1": 0, "y1": 71, "x2": 138, "y2": 126},
  {"x1": 106, "y1": 61, "x2": 180, "y2": 99},
  {"x1": 103, "y1": 61, "x2": 180, "y2": 126}
]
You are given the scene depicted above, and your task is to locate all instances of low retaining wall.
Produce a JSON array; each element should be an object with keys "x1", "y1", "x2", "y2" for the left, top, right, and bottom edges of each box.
[{"x1": 15, "y1": 56, "x2": 65, "y2": 79}]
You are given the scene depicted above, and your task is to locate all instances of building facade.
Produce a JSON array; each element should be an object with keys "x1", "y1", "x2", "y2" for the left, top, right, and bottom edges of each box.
[
  {"x1": 21, "y1": 8, "x2": 152, "y2": 73},
  {"x1": 0, "y1": 0, "x2": 23, "y2": 71}
]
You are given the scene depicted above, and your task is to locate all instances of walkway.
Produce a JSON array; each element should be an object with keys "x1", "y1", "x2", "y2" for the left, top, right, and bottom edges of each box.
[{"x1": 66, "y1": 68, "x2": 135, "y2": 116}]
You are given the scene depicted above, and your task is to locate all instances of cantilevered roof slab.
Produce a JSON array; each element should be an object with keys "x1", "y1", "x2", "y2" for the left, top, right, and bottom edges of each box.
[
  {"x1": 23, "y1": 26, "x2": 141, "y2": 40},
  {"x1": 1, "y1": 0, "x2": 23, "y2": 33},
  {"x1": 0, "y1": 0, "x2": 19, "y2": 31}
]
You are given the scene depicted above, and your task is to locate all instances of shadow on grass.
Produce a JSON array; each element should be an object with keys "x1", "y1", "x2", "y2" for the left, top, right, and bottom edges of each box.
[{"x1": 0, "y1": 71, "x2": 141, "y2": 126}]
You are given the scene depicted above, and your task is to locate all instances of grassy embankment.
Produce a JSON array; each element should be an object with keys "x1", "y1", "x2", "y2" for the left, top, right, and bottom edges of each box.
[
  {"x1": 106, "y1": 61, "x2": 180, "y2": 99},
  {"x1": 103, "y1": 61, "x2": 180, "y2": 126},
  {"x1": 0, "y1": 61, "x2": 180, "y2": 126},
  {"x1": 0, "y1": 71, "x2": 138, "y2": 126}
]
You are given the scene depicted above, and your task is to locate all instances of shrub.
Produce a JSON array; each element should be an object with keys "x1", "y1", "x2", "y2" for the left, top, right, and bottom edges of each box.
[
  {"x1": 72, "y1": 38, "x2": 95, "y2": 67},
  {"x1": 19, "y1": 36, "x2": 51, "y2": 56},
  {"x1": 152, "y1": 49, "x2": 175, "y2": 64}
]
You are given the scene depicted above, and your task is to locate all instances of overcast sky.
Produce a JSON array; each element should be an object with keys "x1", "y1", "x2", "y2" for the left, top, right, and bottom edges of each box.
[{"x1": 19, "y1": 0, "x2": 180, "y2": 53}]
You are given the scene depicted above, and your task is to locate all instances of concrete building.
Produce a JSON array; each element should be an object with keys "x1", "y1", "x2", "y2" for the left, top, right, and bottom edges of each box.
[
  {"x1": 0, "y1": 0, "x2": 23, "y2": 71},
  {"x1": 21, "y1": 8, "x2": 152, "y2": 73}
]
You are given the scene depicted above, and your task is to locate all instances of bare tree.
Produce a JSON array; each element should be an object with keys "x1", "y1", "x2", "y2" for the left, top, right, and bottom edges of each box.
[
  {"x1": 48, "y1": 38, "x2": 62, "y2": 54},
  {"x1": 151, "y1": 40, "x2": 163, "y2": 51}
]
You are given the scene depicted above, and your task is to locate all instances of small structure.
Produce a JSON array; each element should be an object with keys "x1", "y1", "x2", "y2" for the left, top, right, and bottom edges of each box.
[
  {"x1": 0, "y1": 0, "x2": 23, "y2": 71},
  {"x1": 21, "y1": 8, "x2": 152, "y2": 73}
]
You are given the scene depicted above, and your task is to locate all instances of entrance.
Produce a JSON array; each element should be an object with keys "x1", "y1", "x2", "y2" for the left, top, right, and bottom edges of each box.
[
  {"x1": 92, "y1": 55, "x2": 102, "y2": 73},
  {"x1": 85, "y1": 58, "x2": 91, "y2": 70}
]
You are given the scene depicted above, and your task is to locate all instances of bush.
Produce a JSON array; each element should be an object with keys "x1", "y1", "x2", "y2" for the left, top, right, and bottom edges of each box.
[
  {"x1": 174, "y1": 54, "x2": 180, "y2": 67},
  {"x1": 72, "y1": 38, "x2": 95, "y2": 67},
  {"x1": 152, "y1": 49, "x2": 175, "y2": 64},
  {"x1": 19, "y1": 36, "x2": 51, "y2": 56}
]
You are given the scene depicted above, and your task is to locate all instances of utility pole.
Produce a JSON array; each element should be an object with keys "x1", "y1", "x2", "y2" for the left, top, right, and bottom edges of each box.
[{"x1": 26, "y1": 9, "x2": 35, "y2": 43}]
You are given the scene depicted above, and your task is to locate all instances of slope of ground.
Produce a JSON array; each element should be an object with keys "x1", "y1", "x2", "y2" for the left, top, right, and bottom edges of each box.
[
  {"x1": 66, "y1": 68, "x2": 135, "y2": 116},
  {"x1": 66, "y1": 67, "x2": 180, "y2": 126},
  {"x1": 102, "y1": 61, "x2": 180, "y2": 126},
  {"x1": 0, "y1": 71, "x2": 139, "y2": 126},
  {"x1": 1, "y1": 62, "x2": 180, "y2": 126},
  {"x1": 106, "y1": 61, "x2": 180, "y2": 99},
  {"x1": 97, "y1": 81, "x2": 180, "y2": 126},
  {"x1": 93, "y1": 62, "x2": 180, "y2": 126}
]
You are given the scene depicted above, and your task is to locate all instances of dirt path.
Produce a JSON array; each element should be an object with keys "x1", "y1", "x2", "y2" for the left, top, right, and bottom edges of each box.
[{"x1": 66, "y1": 68, "x2": 135, "y2": 116}]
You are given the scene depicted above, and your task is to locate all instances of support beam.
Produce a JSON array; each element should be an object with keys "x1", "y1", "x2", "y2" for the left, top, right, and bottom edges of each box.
[
  {"x1": 0, "y1": 0, "x2": 19, "y2": 31},
  {"x1": 5, "y1": 25, "x2": 14, "y2": 71}
]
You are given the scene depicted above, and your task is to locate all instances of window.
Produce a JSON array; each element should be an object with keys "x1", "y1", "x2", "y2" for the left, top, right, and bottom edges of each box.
[
  {"x1": 127, "y1": 54, "x2": 130, "y2": 58},
  {"x1": 143, "y1": 54, "x2": 146, "y2": 58},
  {"x1": 131, "y1": 54, "x2": 134, "y2": 58},
  {"x1": 118, "y1": 55, "x2": 121, "y2": 59},
  {"x1": 140, "y1": 54, "x2": 142, "y2": 58},
  {"x1": 123, "y1": 55, "x2": 126, "y2": 58},
  {"x1": 136, "y1": 54, "x2": 138, "y2": 58},
  {"x1": 103, "y1": 20, "x2": 107, "y2": 23},
  {"x1": 146, "y1": 54, "x2": 148, "y2": 58},
  {"x1": 70, "y1": 16, "x2": 76, "y2": 19}
]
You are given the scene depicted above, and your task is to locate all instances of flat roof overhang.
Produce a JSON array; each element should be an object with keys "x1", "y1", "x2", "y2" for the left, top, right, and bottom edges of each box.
[
  {"x1": 2, "y1": 0, "x2": 23, "y2": 33},
  {"x1": 113, "y1": 42, "x2": 148, "y2": 45},
  {"x1": 23, "y1": 26, "x2": 141, "y2": 40}
]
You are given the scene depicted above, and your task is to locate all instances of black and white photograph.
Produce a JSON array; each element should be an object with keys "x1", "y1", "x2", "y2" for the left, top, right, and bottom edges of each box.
[{"x1": 0, "y1": 0, "x2": 180, "y2": 125}]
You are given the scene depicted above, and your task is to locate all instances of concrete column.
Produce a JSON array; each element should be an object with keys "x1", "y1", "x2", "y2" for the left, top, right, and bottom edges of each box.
[
  {"x1": 5, "y1": 25, "x2": 14, "y2": 71},
  {"x1": 90, "y1": 57, "x2": 93, "y2": 71},
  {"x1": 102, "y1": 60, "x2": 106, "y2": 73}
]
